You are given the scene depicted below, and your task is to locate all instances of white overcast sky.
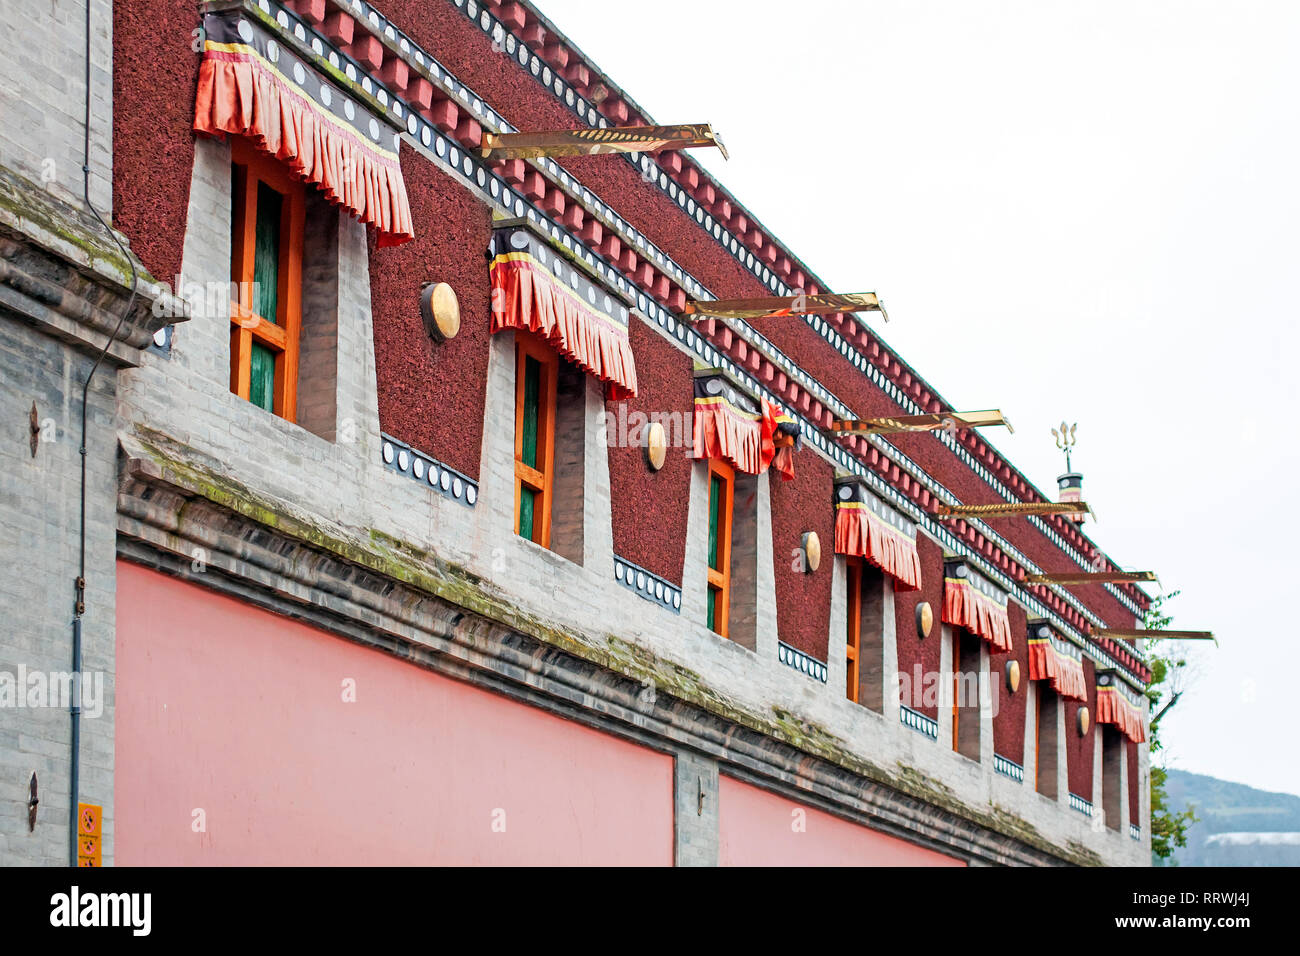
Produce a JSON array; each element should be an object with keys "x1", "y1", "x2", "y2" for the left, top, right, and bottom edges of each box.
[{"x1": 534, "y1": 0, "x2": 1300, "y2": 797}]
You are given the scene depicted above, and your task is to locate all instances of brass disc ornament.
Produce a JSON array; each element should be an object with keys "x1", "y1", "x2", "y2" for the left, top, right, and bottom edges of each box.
[
  {"x1": 420, "y1": 282, "x2": 461, "y2": 342},
  {"x1": 916, "y1": 602, "x2": 934, "y2": 639},
  {"x1": 645, "y1": 421, "x2": 667, "y2": 470}
]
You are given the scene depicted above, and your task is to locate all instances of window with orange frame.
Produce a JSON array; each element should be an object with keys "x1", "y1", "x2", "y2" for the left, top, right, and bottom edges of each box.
[
  {"x1": 706, "y1": 458, "x2": 734, "y2": 637},
  {"x1": 845, "y1": 557, "x2": 863, "y2": 702},
  {"x1": 514, "y1": 334, "x2": 559, "y2": 548},
  {"x1": 229, "y1": 140, "x2": 305, "y2": 421}
]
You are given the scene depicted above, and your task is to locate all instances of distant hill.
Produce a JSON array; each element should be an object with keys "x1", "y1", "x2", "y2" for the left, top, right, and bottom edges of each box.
[{"x1": 1161, "y1": 769, "x2": 1300, "y2": 866}]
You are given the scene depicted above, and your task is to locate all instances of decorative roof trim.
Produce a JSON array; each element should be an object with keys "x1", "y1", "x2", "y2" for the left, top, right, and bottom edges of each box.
[
  {"x1": 197, "y1": 7, "x2": 415, "y2": 244},
  {"x1": 901, "y1": 705, "x2": 939, "y2": 740},
  {"x1": 943, "y1": 558, "x2": 1013, "y2": 653},
  {"x1": 778, "y1": 642, "x2": 828, "y2": 684},
  {"x1": 381, "y1": 434, "x2": 478, "y2": 507},
  {"x1": 613, "y1": 556, "x2": 682, "y2": 614},
  {"x1": 438, "y1": 0, "x2": 1149, "y2": 613},
  {"x1": 488, "y1": 222, "x2": 639, "y2": 398},
  {"x1": 994, "y1": 754, "x2": 1025, "y2": 783},
  {"x1": 258, "y1": 0, "x2": 1148, "y2": 687},
  {"x1": 302, "y1": 1, "x2": 1147, "y2": 618}
]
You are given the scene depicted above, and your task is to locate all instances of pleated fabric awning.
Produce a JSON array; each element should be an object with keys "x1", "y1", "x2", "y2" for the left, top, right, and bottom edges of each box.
[
  {"x1": 833, "y1": 477, "x2": 921, "y2": 590},
  {"x1": 943, "y1": 560, "x2": 1012, "y2": 652},
  {"x1": 489, "y1": 226, "x2": 637, "y2": 399},
  {"x1": 692, "y1": 369, "x2": 797, "y2": 478},
  {"x1": 1026, "y1": 621, "x2": 1087, "y2": 701},
  {"x1": 1096, "y1": 671, "x2": 1147, "y2": 743},
  {"x1": 193, "y1": 9, "x2": 414, "y2": 246}
]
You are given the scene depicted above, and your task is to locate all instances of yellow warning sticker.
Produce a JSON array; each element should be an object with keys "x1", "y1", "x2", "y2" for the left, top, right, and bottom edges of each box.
[{"x1": 77, "y1": 803, "x2": 102, "y2": 865}]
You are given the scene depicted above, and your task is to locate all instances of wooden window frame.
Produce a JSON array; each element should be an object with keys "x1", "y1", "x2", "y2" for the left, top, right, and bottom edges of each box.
[
  {"x1": 229, "y1": 139, "x2": 305, "y2": 422},
  {"x1": 845, "y1": 557, "x2": 862, "y2": 702},
  {"x1": 706, "y1": 458, "x2": 734, "y2": 638},
  {"x1": 514, "y1": 334, "x2": 559, "y2": 548}
]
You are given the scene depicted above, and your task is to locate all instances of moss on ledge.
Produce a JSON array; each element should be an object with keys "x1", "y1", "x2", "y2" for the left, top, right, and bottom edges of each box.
[
  {"x1": 0, "y1": 164, "x2": 148, "y2": 290},
  {"x1": 124, "y1": 424, "x2": 1103, "y2": 866}
]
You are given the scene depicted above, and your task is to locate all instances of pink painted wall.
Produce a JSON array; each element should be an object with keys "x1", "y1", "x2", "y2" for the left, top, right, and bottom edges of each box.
[
  {"x1": 717, "y1": 775, "x2": 965, "y2": 867},
  {"x1": 115, "y1": 561, "x2": 673, "y2": 865}
]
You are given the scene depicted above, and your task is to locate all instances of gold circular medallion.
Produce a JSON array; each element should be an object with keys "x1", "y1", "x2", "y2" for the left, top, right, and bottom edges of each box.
[
  {"x1": 1078, "y1": 706, "x2": 1091, "y2": 736},
  {"x1": 1005, "y1": 659, "x2": 1021, "y2": 693},
  {"x1": 916, "y1": 601, "x2": 934, "y2": 639},
  {"x1": 645, "y1": 421, "x2": 667, "y2": 471},
  {"x1": 421, "y1": 282, "x2": 461, "y2": 342},
  {"x1": 801, "y1": 531, "x2": 821, "y2": 573}
]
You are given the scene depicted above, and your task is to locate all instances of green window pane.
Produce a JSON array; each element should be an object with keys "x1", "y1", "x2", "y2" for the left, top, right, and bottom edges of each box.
[
  {"x1": 707, "y1": 474, "x2": 723, "y2": 571},
  {"x1": 521, "y1": 355, "x2": 540, "y2": 468},
  {"x1": 253, "y1": 182, "x2": 282, "y2": 324},
  {"x1": 519, "y1": 486, "x2": 536, "y2": 541},
  {"x1": 249, "y1": 342, "x2": 276, "y2": 412},
  {"x1": 707, "y1": 587, "x2": 717, "y2": 631}
]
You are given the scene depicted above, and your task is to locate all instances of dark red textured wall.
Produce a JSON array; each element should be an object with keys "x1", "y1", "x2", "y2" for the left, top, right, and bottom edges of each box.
[
  {"x1": 368, "y1": 1, "x2": 1147, "y2": 636},
  {"x1": 113, "y1": 0, "x2": 200, "y2": 282},
  {"x1": 1128, "y1": 740, "x2": 1141, "y2": 823},
  {"x1": 768, "y1": 456, "x2": 834, "y2": 661},
  {"x1": 991, "y1": 601, "x2": 1029, "y2": 764},
  {"x1": 604, "y1": 320, "x2": 693, "y2": 585},
  {"x1": 893, "y1": 533, "x2": 944, "y2": 719},
  {"x1": 370, "y1": 1, "x2": 1145, "y2": 632},
  {"x1": 1064, "y1": 657, "x2": 1098, "y2": 799},
  {"x1": 369, "y1": 146, "x2": 493, "y2": 478}
]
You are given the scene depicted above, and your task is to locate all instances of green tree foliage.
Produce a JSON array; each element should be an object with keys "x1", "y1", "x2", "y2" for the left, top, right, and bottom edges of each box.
[
  {"x1": 1150, "y1": 765, "x2": 1196, "y2": 861},
  {"x1": 1142, "y1": 590, "x2": 1198, "y2": 861}
]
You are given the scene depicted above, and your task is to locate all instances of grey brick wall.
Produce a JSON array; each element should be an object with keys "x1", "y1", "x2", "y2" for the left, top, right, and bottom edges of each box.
[
  {"x1": 0, "y1": 319, "x2": 117, "y2": 866},
  {"x1": 0, "y1": 0, "x2": 113, "y2": 214},
  {"x1": 296, "y1": 196, "x2": 342, "y2": 442},
  {"x1": 0, "y1": 0, "x2": 135, "y2": 865},
  {"x1": 673, "y1": 752, "x2": 719, "y2": 866},
  {"x1": 550, "y1": 363, "x2": 587, "y2": 565}
]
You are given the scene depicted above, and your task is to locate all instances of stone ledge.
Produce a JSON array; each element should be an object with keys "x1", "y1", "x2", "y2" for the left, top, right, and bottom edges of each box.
[{"x1": 0, "y1": 163, "x2": 186, "y2": 365}]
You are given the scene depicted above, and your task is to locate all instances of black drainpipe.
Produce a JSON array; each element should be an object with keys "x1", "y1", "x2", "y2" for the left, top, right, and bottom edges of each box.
[{"x1": 71, "y1": 0, "x2": 138, "y2": 865}]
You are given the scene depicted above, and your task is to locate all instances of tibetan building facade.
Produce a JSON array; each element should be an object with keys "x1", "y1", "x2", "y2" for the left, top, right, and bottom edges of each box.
[{"x1": 1, "y1": 0, "x2": 1153, "y2": 866}]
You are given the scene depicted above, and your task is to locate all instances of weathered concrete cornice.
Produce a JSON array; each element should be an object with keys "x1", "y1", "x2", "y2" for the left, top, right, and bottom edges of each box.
[
  {"x1": 115, "y1": 425, "x2": 1104, "y2": 866},
  {"x1": 0, "y1": 164, "x2": 185, "y2": 366}
]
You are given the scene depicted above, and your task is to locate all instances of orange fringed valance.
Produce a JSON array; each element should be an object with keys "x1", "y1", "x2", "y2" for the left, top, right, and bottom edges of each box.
[
  {"x1": 692, "y1": 373, "x2": 794, "y2": 477},
  {"x1": 489, "y1": 227, "x2": 638, "y2": 399},
  {"x1": 833, "y1": 481, "x2": 921, "y2": 590},
  {"x1": 193, "y1": 11, "x2": 414, "y2": 247},
  {"x1": 943, "y1": 564, "x2": 1012, "y2": 652},
  {"x1": 1096, "y1": 674, "x2": 1147, "y2": 743},
  {"x1": 1026, "y1": 625, "x2": 1088, "y2": 701},
  {"x1": 693, "y1": 382, "x2": 764, "y2": 472}
]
